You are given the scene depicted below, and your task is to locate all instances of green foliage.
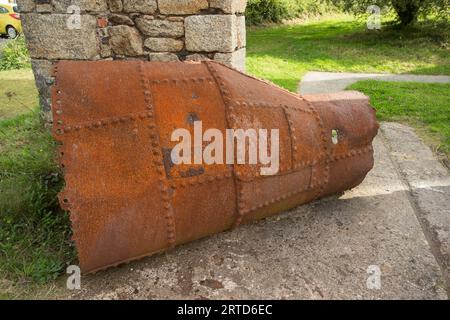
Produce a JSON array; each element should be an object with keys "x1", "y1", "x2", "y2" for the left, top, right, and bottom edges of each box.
[
  {"x1": 246, "y1": 0, "x2": 336, "y2": 25},
  {"x1": 0, "y1": 111, "x2": 75, "y2": 284},
  {"x1": 0, "y1": 36, "x2": 31, "y2": 71},
  {"x1": 330, "y1": 0, "x2": 450, "y2": 26},
  {"x1": 246, "y1": 0, "x2": 288, "y2": 24}
]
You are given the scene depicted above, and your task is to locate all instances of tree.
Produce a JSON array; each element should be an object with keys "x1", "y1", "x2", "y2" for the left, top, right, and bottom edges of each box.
[{"x1": 331, "y1": 0, "x2": 449, "y2": 26}]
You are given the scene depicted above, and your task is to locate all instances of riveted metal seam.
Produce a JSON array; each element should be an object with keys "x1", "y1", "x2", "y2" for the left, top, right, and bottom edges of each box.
[
  {"x1": 232, "y1": 144, "x2": 373, "y2": 184},
  {"x1": 303, "y1": 100, "x2": 331, "y2": 199},
  {"x1": 169, "y1": 171, "x2": 233, "y2": 189},
  {"x1": 330, "y1": 145, "x2": 374, "y2": 162},
  {"x1": 281, "y1": 105, "x2": 296, "y2": 173},
  {"x1": 53, "y1": 112, "x2": 155, "y2": 134},
  {"x1": 52, "y1": 65, "x2": 65, "y2": 142},
  {"x1": 139, "y1": 62, "x2": 176, "y2": 248},
  {"x1": 241, "y1": 182, "x2": 313, "y2": 215},
  {"x1": 51, "y1": 64, "x2": 83, "y2": 254},
  {"x1": 209, "y1": 61, "x2": 311, "y2": 111},
  {"x1": 52, "y1": 65, "x2": 70, "y2": 209},
  {"x1": 204, "y1": 61, "x2": 244, "y2": 228},
  {"x1": 229, "y1": 101, "x2": 312, "y2": 113},
  {"x1": 149, "y1": 77, "x2": 215, "y2": 86}
]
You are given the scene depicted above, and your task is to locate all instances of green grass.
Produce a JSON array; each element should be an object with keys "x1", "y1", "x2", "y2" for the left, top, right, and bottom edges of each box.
[
  {"x1": 0, "y1": 48, "x2": 74, "y2": 289},
  {"x1": 0, "y1": 67, "x2": 75, "y2": 286},
  {"x1": 349, "y1": 80, "x2": 450, "y2": 158},
  {"x1": 247, "y1": 16, "x2": 450, "y2": 92},
  {"x1": 0, "y1": 69, "x2": 39, "y2": 120},
  {"x1": 0, "y1": 110, "x2": 75, "y2": 284}
]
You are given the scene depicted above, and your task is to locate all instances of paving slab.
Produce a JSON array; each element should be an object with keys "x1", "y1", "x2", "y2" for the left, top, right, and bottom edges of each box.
[
  {"x1": 380, "y1": 123, "x2": 450, "y2": 290},
  {"x1": 299, "y1": 72, "x2": 450, "y2": 95},
  {"x1": 65, "y1": 129, "x2": 448, "y2": 300}
]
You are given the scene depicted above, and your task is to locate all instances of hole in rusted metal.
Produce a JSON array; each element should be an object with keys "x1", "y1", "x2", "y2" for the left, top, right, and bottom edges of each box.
[{"x1": 332, "y1": 129, "x2": 339, "y2": 144}]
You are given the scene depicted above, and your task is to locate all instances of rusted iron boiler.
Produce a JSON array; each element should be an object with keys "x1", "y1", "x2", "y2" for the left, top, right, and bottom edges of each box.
[{"x1": 52, "y1": 60, "x2": 378, "y2": 273}]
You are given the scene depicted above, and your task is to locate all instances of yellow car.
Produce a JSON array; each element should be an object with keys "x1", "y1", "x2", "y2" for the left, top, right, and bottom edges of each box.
[{"x1": 0, "y1": 3, "x2": 22, "y2": 39}]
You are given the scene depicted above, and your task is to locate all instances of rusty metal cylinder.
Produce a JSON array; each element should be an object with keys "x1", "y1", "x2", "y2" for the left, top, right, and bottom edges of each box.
[{"x1": 52, "y1": 60, "x2": 378, "y2": 273}]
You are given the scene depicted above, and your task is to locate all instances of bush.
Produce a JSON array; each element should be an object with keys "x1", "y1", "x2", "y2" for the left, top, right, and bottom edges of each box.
[
  {"x1": 246, "y1": 0, "x2": 289, "y2": 24},
  {"x1": 246, "y1": 0, "x2": 336, "y2": 25},
  {"x1": 0, "y1": 36, "x2": 31, "y2": 71}
]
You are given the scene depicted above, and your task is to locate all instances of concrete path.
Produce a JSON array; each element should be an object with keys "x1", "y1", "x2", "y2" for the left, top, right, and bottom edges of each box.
[
  {"x1": 299, "y1": 71, "x2": 450, "y2": 95},
  {"x1": 65, "y1": 123, "x2": 450, "y2": 300}
]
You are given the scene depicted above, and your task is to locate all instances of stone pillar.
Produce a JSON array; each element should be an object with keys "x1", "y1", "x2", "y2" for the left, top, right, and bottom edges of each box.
[{"x1": 17, "y1": 0, "x2": 247, "y2": 119}]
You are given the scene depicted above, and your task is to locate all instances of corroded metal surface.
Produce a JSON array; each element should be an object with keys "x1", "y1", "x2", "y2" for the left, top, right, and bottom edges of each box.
[{"x1": 52, "y1": 60, "x2": 379, "y2": 273}]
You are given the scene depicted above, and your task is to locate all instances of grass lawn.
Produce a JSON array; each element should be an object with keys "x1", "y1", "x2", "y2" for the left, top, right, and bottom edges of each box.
[
  {"x1": 247, "y1": 16, "x2": 450, "y2": 92},
  {"x1": 0, "y1": 110, "x2": 75, "y2": 285},
  {"x1": 0, "y1": 69, "x2": 39, "y2": 120},
  {"x1": 349, "y1": 80, "x2": 450, "y2": 162},
  {"x1": 0, "y1": 69, "x2": 75, "y2": 288}
]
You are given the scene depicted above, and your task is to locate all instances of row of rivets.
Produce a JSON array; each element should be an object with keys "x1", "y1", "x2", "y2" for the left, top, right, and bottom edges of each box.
[
  {"x1": 233, "y1": 184, "x2": 246, "y2": 227},
  {"x1": 310, "y1": 165, "x2": 327, "y2": 189},
  {"x1": 304, "y1": 101, "x2": 331, "y2": 200},
  {"x1": 52, "y1": 77, "x2": 69, "y2": 189},
  {"x1": 216, "y1": 60, "x2": 306, "y2": 104},
  {"x1": 283, "y1": 104, "x2": 313, "y2": 114},
  {"x1": 170, "y1": 171, "x2": 233, "y2": 189},
  {"x1": 51, "y1": 74, "x2": 76, "y2": 219},
  {"x1": 311, "y1": 164, "x2": 330, "y2": 196},
  {"x1": 52, "y1": 66, "x2": 69, "y2": 202},
  {"x1": 240, "y1": 182, "x2": 312, "y2": 215},
  {"x1": 205, "y1": 62, "x2": 246, "y2": 228},
  {"x1": 229, "y1": 101, "x2": 312, "y2": 114},
  {"x1": 331, "y1": 145, "x2": 373, "y2": 162},
  {"x1": 54, "y1": 112, "x2": 154, "y2": 135},
  {"x1": 148, "y1": 77, "x2": 214, "y2": 86},
  {"x1": 283, "y1": 108, "x2": 298, "y2": 166},
  {"x1": 140, "y1": 62, "x2": 176, "y2": 247}
]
